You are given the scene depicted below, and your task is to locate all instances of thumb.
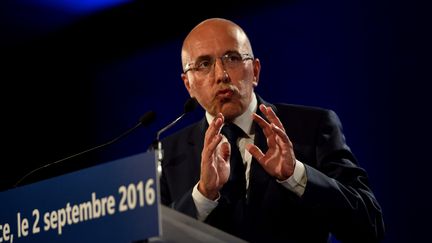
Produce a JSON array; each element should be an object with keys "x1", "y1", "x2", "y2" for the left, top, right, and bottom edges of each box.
[{"x1": 220, "y1": 141, "x2": 231, "y2": 162}]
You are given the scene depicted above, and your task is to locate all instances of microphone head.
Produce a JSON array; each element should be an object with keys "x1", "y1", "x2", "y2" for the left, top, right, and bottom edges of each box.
[
  {"x1": 139, "y1": 111, "x2": 156, "y2": 126},
  {"x1": 184, "y1": 97, "x2": 198, "y2": 113}
]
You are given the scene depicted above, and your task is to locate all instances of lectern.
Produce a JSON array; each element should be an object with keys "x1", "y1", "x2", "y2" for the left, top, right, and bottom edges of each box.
[{"x1": 0, "y1": 152, "x2": 246, "y2": 243}]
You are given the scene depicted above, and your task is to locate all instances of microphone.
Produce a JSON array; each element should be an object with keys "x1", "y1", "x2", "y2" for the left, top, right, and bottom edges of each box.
[
  {"x1": 154, "y1": 97, "x2": 198, "y2": 176},
  {"x1": 14, "y1": 110, "x2": 156, "y2": 188},
  {"x1": 156, "y1": 97, "x2": 198, "y2": 141}
]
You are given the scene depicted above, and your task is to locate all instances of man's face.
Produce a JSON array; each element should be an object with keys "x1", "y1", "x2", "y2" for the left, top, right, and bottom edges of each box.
[{"x1": 181, "y1": 23, "x2": 260, "y2": 121}]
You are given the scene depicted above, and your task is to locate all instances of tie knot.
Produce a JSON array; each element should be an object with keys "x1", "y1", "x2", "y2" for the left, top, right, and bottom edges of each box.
[{"x1": 221, "y1": 123, "x2": 244, "y2": 143}]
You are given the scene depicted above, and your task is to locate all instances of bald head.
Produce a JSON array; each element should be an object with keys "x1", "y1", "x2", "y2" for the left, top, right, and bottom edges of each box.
[
  {"x1": 181, "y1": 18, "x2": 253, "y2": 70},
  {"x1": 179, "y1": 18, "x2": 261, "y2": 120}
]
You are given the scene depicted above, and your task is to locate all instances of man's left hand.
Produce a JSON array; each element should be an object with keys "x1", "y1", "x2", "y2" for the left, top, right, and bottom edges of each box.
[{"x1": 246, "y1": 104, "x2": 296, "y2": 181}]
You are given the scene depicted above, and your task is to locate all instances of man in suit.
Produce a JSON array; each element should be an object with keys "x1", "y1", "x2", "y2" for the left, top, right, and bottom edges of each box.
[{"x1": 160, "y1": 18, "x2": 384, "y2": 242}]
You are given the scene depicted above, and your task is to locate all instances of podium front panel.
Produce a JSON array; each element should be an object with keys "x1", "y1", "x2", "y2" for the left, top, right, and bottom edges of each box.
[{"x1": 0, "y1": 152, "x2": 160, "y2": 243}]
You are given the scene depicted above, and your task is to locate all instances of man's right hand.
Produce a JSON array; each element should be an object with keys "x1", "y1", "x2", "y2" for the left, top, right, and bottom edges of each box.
[{"x1": 198, "y1": 113, "x2": 230, "y2": 200}]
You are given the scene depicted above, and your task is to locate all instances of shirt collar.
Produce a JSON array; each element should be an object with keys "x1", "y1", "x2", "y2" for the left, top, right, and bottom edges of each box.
[{"x1": 205, "y1": 92, "x2": 257, "y2": 137}]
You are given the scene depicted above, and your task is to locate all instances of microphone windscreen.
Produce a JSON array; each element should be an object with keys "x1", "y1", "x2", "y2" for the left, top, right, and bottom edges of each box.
[
  {"x1": 139, "y1": 111, "x2": 156, "y2": 126},
  {"x1": 184, "y1": 97, "x2": 198, "y2": 113}
]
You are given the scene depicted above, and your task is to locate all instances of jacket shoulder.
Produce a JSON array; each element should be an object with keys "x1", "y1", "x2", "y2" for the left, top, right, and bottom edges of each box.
[
  {"x1": 161, "y1": 120, "x2": 203, "y2": 146},
  {"x1": 274, "y1": 103, "x2": 331, "y2": 114},
  {"x1": 273, "y1": 103, "x2": 337, "y2": 122}
]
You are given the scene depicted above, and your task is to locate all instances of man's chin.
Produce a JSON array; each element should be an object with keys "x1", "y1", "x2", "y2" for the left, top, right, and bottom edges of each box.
[{"x1": 218, "y1": 103, "x2": 243, "y2": 121}]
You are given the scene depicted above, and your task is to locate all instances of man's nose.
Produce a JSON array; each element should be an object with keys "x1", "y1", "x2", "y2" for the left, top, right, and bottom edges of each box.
[{"x1": 214, "y1": 58, "x2": 229, "y2": 84}]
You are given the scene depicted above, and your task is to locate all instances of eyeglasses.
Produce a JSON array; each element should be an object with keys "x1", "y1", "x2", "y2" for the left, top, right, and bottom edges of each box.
[{"x1": 184, "y1": 52, "x2": 254, "y2": 75}]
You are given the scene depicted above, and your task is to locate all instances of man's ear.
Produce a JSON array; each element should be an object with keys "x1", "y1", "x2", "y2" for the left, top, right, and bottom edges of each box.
[
  {"x1": 253, "y1": 58, "x2": 261, "y2": 87},
  {"x1": 253, "y1": 77, "x2": 258, "y2": 87},
  {"x1": 181, "y1": 73, "x2": 193, "y2": 97}
]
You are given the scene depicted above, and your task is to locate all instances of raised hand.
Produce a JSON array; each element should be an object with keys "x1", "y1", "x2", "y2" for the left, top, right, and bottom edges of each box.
[
  {"x1": 246, "y1": 104, "x2": 296, "y2": 180},
  {"x1": 198, "y1": 113, "x2": 231, "y2": 200}
]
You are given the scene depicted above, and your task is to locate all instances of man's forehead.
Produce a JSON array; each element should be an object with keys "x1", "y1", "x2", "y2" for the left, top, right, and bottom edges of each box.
[
  {"x1": 181, "y1": 19, "x2": 251, "y2": 66},
  {"x1": 185, "y1": 32, "x2": 247, "y2": 57}
]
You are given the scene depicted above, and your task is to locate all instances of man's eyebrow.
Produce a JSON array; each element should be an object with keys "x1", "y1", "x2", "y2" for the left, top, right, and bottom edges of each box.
[
  {"x1": 194, "y1": 50, "x2": 239, "y2": 61},
  {"x1": 223, "y1": 50, "x2": 239, "y2": 55},
  {"x1": 193, "y1": 54, "x2": 212, "y2": 62}
]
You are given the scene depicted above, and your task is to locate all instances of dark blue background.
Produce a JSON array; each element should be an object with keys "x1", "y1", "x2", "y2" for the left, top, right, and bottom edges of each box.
[{"x1": 1, "y1": 0, "x2": 430, "y2": 242}]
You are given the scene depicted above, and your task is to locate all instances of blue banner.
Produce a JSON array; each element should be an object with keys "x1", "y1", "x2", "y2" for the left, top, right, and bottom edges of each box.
[{"x1": 0, "y1": 152, "x2": 160, "y2": 243}]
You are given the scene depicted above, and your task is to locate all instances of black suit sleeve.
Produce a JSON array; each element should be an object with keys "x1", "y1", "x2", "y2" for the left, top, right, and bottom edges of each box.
[
  {"x1": 160, "y1": 161, "x2": 198, "y2": 218},
  {"x1": 301, "y1": 109, "x2": 385, "y2": 242},
  {"x1": 159, "y1": 123, "x2": 204, "y2": 219}
]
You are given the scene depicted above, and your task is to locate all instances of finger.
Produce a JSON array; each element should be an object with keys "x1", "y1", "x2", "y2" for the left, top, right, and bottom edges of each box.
[
  {"x1": 271, "y1": 123, "x2": 291, "y2": 144},
  {"x1": 210, "y1": 113, "x2": 224, "y2": 136},
  {"x1": 204, "y1": 113, "x2": 224, "y2": 146},
  {"x1": 246, "y1": 143, "x2": 266, "y2": 164},
  {"x1": 252, "y1": 113, "x2": 277, "y2": 148},
  {"x1": 252, "y1": 113, "x2": 273, "y2": 138},
  {"x1": 259, "y1": 104, "x2": 268, "y2": 116},
  {"x1": 266, "y1": 107, "x2": 285, "y2": 131},
  {"x1": 261, "y1": 104, "x2": 285, "y2": 132},
  {"x1": 203, "y1": 134, "x2": 223, "y2": 163},
  {"x1": 219, "y1": 141, "x2": 230, "y2": 162}
]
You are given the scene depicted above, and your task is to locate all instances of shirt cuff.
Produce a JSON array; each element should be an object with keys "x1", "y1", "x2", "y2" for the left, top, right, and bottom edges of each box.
[
  {"x1": 192, "y1": 183, "x2": 219, "y2": 221},
  {"x1": 277, "y1": 160, "x2": 307, "y2": 197}
]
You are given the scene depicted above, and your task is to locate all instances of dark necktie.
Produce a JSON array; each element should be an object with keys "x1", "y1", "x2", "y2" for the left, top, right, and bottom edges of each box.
[{"x1": 221, "y1": 123, "x2": 246, "y2": 202}]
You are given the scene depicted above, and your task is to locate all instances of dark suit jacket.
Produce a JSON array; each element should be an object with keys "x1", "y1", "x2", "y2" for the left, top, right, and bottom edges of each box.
[{"x1": 160, "y1": 96, "x2": 384, "y2": 243}]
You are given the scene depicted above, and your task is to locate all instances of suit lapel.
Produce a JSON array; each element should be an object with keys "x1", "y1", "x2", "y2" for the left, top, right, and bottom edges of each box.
[{"x1": 187, "y1": 118, "x2": 208, "y2": 170}]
